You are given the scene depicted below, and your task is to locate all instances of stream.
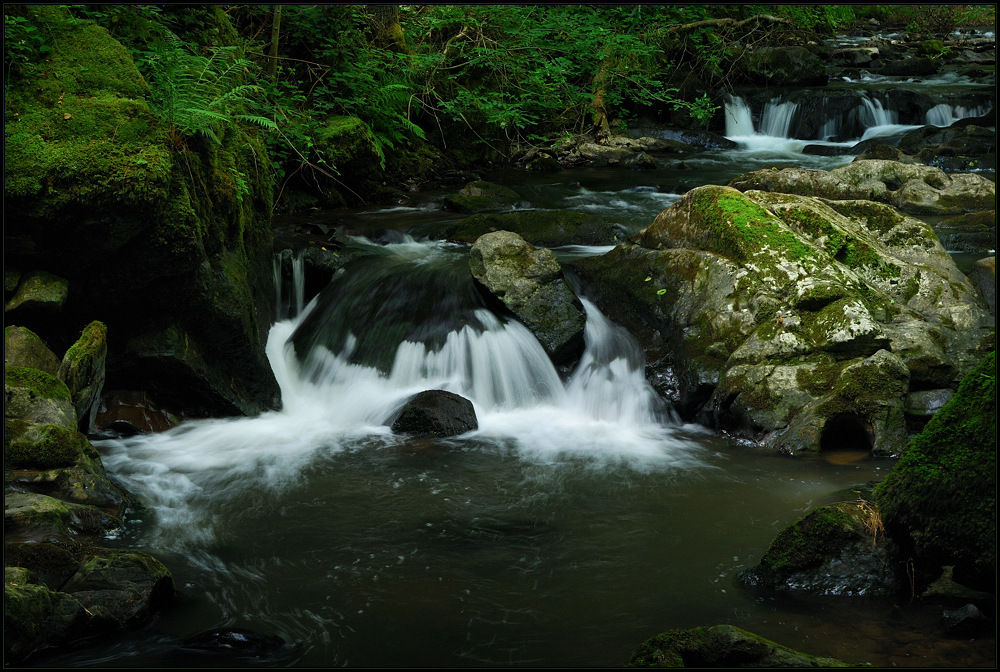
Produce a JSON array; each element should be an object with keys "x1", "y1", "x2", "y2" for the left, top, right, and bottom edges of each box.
[{"x1": 38, "y1": 45, "x2": 995, "y2": 668}]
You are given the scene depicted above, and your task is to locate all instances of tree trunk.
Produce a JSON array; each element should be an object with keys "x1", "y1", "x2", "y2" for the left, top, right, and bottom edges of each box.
[
  {"x1": 267, "y1": 5, "x2": 281, "y2": 80},
  {"x1": 367, "y1": 4, "x2": 410, "y2": 54},
  {"x1": 590, "y1": 59, "x2": 613, "y2": 139}
]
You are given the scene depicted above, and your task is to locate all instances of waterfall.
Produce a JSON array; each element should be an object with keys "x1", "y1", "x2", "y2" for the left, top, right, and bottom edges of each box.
[
  {"x1": 273, "y1": 250, "x2": 307, "y2": 320},
  {"x1": 759, "y1": 99, "x2": 798, "y2": 138},
  {"x1": 926, "y1": 102, "x2": 994, "y2": 126},
  {"x1": 724, "y1": 96, "x2": 756, "y2": 137},
  {"x1": 99, "y1": 241, "x2": 702, "y2": 549}
]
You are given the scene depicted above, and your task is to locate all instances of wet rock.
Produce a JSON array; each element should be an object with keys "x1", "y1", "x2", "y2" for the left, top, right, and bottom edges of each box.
[
  {"x1": 969, "y1": 255, "x2": 995, "y2": 314},
  {"x1": 57, "y1": 321, "x2": 107, "y2": 432},
  {"x1": 4, "y1": 491, "x2": 121, "y2": 540},
  {"x1": 729, "y1": 160, "x2": 995, "y2": 215},
  {"x1": 628, "y1": 624, "x2": 851, "y2": 667},
  {"x1": 575, "y1": 143, "x2": 657, "y2": 169},
  {"x1": 4, "y1": 325, "x2": 61, "y2": 375},
  {"x1": 941, "y1": 603, "x2": 993, "y2": 639},
  {"x1": 183, "y1": 627, "x2": 287, "y2": 658},
  {"x1": 390, "y1": 389, "x2": 478, "y2": 438},
  {"x1": 875, "y1": 352, "x2": 996, "y2": 593},
  {"x1": 93, "y1": 390, "x2": 183, "y2": 435},
  {"x1": 574, "y1": 185, "x2": 992, "y2": 455},
  {"x1": 740, "y1": 46, "x2": 828, "y2": 86},
  {"x1": 738, "y1": 501, "x2": 901, "y2": 596},
  {"x1": 442, "y1": 180, "x2": 522, "y2": 213},
  {"x1": 470, "y1": 231, "x2": 586, "y2": 365}
]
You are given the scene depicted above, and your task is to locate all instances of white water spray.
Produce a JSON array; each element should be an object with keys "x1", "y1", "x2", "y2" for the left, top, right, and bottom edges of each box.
[{"x1": 99, "y1": 244, "x2": 704, "y2": 549}]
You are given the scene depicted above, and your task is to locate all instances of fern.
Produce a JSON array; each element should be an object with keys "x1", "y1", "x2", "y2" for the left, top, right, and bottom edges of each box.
[{"x1": 140, "y1": 34, "x2": 276, "y2": 146}]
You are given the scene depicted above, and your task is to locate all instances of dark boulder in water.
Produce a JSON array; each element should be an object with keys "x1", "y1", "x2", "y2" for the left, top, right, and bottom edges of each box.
[
  {"x1": 391, "y1": 389, "x2": 478, "y2": 438},
  {"x1": 182, "y1": 627, "x2": 287, "y2": 659}
]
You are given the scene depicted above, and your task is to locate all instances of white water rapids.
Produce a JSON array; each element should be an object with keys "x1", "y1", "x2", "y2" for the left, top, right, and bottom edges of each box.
[{"x1": 98, "y1": 241, "x2": 706, "y2": 552}]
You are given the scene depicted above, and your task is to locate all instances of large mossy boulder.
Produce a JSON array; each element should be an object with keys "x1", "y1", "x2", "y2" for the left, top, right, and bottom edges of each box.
[
  {"x1": 874, "y1": 352, "x2": 996, "y2": 593},
  {"x1": 738, "y1": 500, "x2": 901, "y2": 596},
  {"x1": 628, "y1": 624, "x2": 850, "y2": 668},
  {"x1": 4, "y1": 5, "x2": 278, "y2": 417},
  {"x1": 444, "y1": 209, "x2": 627, "y2": 247},
  {"x1": 574, "y1": 185, "x2": 994, "y2": 455},
  {"x1": 470, "y1": 231, "x2": 586, "y2": 365},
  {"x1": 729, "y1": 160, "x2": 995, "y2": 215}
]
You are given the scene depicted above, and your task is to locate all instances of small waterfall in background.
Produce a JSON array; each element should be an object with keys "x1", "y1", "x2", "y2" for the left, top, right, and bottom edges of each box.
[{"x1": 925, "y1": 102, "x2": 993, "y2": 126}]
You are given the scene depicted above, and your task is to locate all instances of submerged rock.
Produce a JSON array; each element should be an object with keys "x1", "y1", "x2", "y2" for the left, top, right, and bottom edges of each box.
[
  {"x1": 442, "y1": 180, "x2": 522, "y2": 213},
  {"x1": 738, "y1": 500, "x2": 901, "y2": 596},
  {"x1": 574, "y1": 185, "x2": 993, "y2": 455},
  {"x1": 628, "y1": 624, "x2": 850, "y2": 667},
  {"x1": 390, "y1": 389, "x2": 478, "y2": 438},
  {"x1": 470, "y1": 231, "x2": 586, "y2": 365}
]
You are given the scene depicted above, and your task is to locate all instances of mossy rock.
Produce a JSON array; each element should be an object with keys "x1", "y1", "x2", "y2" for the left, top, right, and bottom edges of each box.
[
  {"x1": 4, "y1": 421, "x2": 88, "y2": 469},
  {"x1": 3, "y1": 491, "x2": 121, "y2": 540},
  {"x1": 57, "y1": 320, "x2": 107, "y2": 431},
  {"x1": 738, "y1": 500, "x2": 901, "y2": 596},
  {"x1": 4, "y1": 365, "x2": 76, "y2": 429},
  {"x1": 3, "y1": 567, "x2": 94, "y2": 664},
  {"x1": 442, "y1": 180, "x2": 522, "y2": 214},
  {"x1": 3, "y1": 270, "x2": 69, "y2": 316},
  {"x1": 445, "y1": 209, "x2": 627, "y2": 246},
  {"x1": 3, "y1": 325, "x2": 61, "y2": 374},
  {"x1": 628, "y1": 624, "x2": 850, "y2": 667},
  {"x1": 874, "y1": 352, "x2": 996, "y2": 592},
  {"x1": 4, "y1": 6, "x2": 279, "y2": 417}
]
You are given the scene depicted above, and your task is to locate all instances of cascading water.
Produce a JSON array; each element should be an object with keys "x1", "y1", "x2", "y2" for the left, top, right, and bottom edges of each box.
[{"x1": 100, "y1": 239, "x2": 704, "y2": 553}]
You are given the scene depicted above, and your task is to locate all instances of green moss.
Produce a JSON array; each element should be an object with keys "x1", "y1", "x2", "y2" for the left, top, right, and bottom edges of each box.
[
  {"x1": 902, "y1": 271, "x2": 921, "y2": 303},
  {"x1": 62, "y1": 321, "x2": 107, "y2": 364},
  {"x1": 874, "y1": 352, "x2": 996, "y2": 588},
  {"x1": 761, "y1": 506, "x2": 858, "y2": 574},
  {"x1": 4, "y1": 422, "x2": 88, "y2": 469},
  {"x1": 4, "y1": 365, "x2": 72, "y2": 400},
  {"x1": 826, "y1": 200, "x2": 903, "y2": 235},
  {"x1": 693, "y1": 188, "x2": 815, "y2": 264},
  {"x1": 795, "y1": 357, "x2": 844, "y2": 396}
]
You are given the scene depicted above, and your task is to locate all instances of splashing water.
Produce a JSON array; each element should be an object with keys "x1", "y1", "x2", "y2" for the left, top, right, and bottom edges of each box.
[{"x1": 99, "y1": 241, "x2": 705, "y2": 551}]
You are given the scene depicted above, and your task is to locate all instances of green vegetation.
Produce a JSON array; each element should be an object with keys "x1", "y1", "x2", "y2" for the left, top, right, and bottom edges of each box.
[{"x1": 874, "y1": 352, "x2": 996, "y2": 590}]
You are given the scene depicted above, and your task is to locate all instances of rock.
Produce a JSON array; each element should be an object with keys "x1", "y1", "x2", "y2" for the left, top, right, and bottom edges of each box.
[
  {"x1": 57, "y1": 321, "x2": 107, "y2": 432},
  {"x1": 60, "y1": 548, "x2": 174, "y2": 627},
  {"x1": 575, "y1": 142, "x2": 657, "y2": 169},
  {"x1": 3, "y1": 270, "x2": 69, "y2": 316},
  {"x1": 390, "y1": 389, "x2": 478, "y2": 437},
  {"x1": 969, "y1": 256, "x2": 995, "y2": 314},
  {"x1": 442, "y1": 180, "x2": 522, "y2": 213},
  {"x1": 628, "y1": 624, "x2": 850, "y2": 667},
  {"x1": 93, "y1": 389, "x2": 183, "y2": 435},
  {"x1": 4, "y1": 491, "x2": 121, "y2": 539},
  {"x1": 444, "y1": 210, "x2": 627, "y2": 247},
  {"x1": 183, "y1": 627, "x2": 287, "y2": 658},
  {"x1": 573, "y1": 186, "x2": 993, "y2": 455},
  {"x1": 729, "y1": 160, "x2": 995, "y2": 215},
  {"x1": 3, "y1": 566, "x2": 96, "y2": 663},
  {"x1": 4, "y1": 422, "x2": 89, "y2": 470},
  {"x1": 4, "y1": 6, "x2": 279, "y2": 418},
  {"x1": 875, "y1": 352, "x2": 996, "y2": 593},
  {"x1": 904, "y1": 388, "x2": 955, "y2": 431},
  {"x1": 4, "y1": 325, "x2": 61, "y2": 375},
  {"x1": 740, "y1": 46, "x2": 828, "y2": 86},
  {"x1": 941, "y1": 603, "x2": 992, "y2": 639},
  {"x1": 470, "y1": 231, "x2": 586, "y2": 365},
  {"x1": 4, "y1": 365, "x2": 77, "y2": 429},
  {"x1": 738, "y1": 501, "x2": 901, "y2": 596}
]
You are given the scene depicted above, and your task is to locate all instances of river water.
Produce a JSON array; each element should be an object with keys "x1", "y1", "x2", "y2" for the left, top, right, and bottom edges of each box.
[{"x1": 40, "y1": 64, "x2": 995, "y2": 667}]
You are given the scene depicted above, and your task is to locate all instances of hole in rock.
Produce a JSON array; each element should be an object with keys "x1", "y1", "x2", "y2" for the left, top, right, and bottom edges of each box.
[{"x1": 820, "y1": 413, "x2": 873, "y2": 464}]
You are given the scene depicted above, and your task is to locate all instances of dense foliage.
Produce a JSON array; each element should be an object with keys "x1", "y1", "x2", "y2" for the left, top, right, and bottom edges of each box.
[{"x1": 4, "y1": 3, "x2": 994, "y2": 208}]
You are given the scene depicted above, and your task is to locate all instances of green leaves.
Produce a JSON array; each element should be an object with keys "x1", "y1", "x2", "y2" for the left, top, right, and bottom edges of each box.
[{"x1": 140, "y1": 36, "x2": 276, "y2": 146}]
